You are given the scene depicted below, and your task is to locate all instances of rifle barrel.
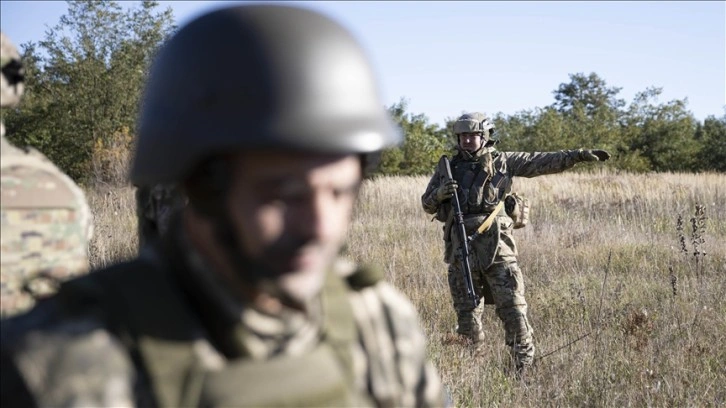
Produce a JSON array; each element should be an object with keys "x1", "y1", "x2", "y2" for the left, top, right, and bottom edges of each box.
[{"x1": 442, "y1": 156, "x2": 479, "y2": 308}]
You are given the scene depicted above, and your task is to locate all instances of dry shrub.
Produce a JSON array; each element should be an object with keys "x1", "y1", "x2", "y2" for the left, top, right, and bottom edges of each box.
[
  {"x1": 90, "y1": 127, "x2": 134, "y2": 187},
  {"x1": 86, "y1": 185, "x2": 138, "y2": 269}
]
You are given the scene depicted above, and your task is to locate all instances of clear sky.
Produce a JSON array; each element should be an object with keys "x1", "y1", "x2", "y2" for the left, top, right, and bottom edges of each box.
[{"x1": 2, "y1": 1, "x2": 724, "y2": 127}]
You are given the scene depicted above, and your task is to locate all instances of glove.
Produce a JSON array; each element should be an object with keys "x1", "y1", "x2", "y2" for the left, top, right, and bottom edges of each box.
[
  {"x1": 435, "y1": 180, "x2": 458, "y2": 202},
  {"x1": 579, "y1": 149, "x2": 611, "y2": 162}
]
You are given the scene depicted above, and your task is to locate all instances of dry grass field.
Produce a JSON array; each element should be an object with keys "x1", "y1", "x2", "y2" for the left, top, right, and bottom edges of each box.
[{"x1": 87, "y1": 169, "x2": 725, "y2": 407}]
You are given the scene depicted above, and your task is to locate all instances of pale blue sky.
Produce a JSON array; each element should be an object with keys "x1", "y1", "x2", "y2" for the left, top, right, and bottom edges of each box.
[{"x1": 2, "y1": 1, "x2": 724, "y2": 127}]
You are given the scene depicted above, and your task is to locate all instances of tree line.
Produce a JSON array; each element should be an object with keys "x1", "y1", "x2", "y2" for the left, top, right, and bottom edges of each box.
[
  {"x1": 380, "y1": 75, "x2": 725, "y2": 176},
  {"x1": 3, "y1": 1, "x2": 724, "y2": 185}
]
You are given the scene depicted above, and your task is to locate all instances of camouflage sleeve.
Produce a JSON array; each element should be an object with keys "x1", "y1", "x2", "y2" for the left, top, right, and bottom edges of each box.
[
  {"x1": 1, "y1": 149, "x2": 94, "y2": 318},
  {"x1": 502, "y1": 149, "x2": 585, "y2": 178},
  {"x1": 421, "y1": 170, "x2": 442, "y2": 215},
  {"x1": 1, "y1": 301, "x2": 137, "y2": 407},
  {"x1": 348, "y1": 281, "x2": 450, "y2": 408}
]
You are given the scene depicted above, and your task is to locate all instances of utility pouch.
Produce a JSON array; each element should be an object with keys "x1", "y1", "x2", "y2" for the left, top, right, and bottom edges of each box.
[{"x1": 504, "y1": 193, "x2": 529, "y2": 229}]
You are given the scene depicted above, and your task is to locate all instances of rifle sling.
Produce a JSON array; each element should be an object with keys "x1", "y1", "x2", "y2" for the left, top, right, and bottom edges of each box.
[{"x1": 474, "y1": 200, "x2": 505, "y2": 235}]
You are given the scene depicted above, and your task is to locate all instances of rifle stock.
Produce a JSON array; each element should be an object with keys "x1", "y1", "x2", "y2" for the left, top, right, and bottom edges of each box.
[{"x1": 440, "y1": 156, "x2": 479, "y2": 308}]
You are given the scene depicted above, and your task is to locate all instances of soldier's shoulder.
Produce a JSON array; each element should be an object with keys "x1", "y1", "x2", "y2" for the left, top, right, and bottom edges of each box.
[
  {"x1": 336, "y1": 258, "x2": 422, "y2": 331},
  {"x1": 1, "y1": 144, "x2": 88, "y2": 208},
  {"x1": 1, "y1": 293, "x2": 136, "y2": 407},
  {"x1": 2, "y1": 257, "x2": 150, "y2": 338},
  {"x1": 1, "y1": 142, "x2": 93, "y2": 244}
]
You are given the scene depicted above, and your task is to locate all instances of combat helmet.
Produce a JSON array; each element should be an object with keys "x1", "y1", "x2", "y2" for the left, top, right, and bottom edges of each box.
[
  {"x1": 453, "y1": 112, "x2": 495, "y2": 137},
  {"x1": 450, "y1": 112, "x2": 496, "y2": 149},
  {"x1": 131, "y1": 5, "x2": 401, "y2": 186}
]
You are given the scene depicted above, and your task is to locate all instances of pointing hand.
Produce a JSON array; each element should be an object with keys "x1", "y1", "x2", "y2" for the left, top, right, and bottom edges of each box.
[{"x1": 580, "y1": 149, "x2": 611, "y2": 162}]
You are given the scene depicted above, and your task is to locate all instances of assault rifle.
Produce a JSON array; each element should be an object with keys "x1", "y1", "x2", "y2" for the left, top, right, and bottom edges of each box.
[{"x1": 440, "y1": 155, "x2": 479, "y2": 308}]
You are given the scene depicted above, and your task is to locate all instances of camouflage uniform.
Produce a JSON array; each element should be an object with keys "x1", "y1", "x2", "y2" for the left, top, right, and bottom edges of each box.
[
  {"x1": 1, "y1": 218, "x2": 446, "y2": 407},
  {"x1": 0, "y1": 32, "x2": 93, "y2": 318},
  {"x1": 1, "y1": 7, "x2": 449, "y2": 407},
  {"x1": 422, "y1": 112, "x2": 610, "y2": 371}
]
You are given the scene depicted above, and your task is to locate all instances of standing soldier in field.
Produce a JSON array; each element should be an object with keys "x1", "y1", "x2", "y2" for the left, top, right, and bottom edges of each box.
[
  {"x1": 1, "y1": 6, "x2": 450, "y2": 407},
  {"x1": 0, "y1": 32, "x2": 93, "y2": 318},
  {"x1": 421, "y1": 112, "x2": 611, "y2": 377}
]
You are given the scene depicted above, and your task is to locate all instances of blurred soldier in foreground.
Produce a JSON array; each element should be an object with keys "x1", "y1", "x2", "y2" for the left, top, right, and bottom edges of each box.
[
  {"x1": 1, "y1": 6, "x2": 449, "y2": 407},
  {"x1": 0, "y1": 32, "x2": 93, "y2": 318},
  {"x1": 421, "y1": 112, "x2": 610, "y2": 377}
]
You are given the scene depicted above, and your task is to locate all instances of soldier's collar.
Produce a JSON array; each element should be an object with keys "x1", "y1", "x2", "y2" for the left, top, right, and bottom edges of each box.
[{"x1": 456, "y1": 146, "x2": 496, "y2": 161}]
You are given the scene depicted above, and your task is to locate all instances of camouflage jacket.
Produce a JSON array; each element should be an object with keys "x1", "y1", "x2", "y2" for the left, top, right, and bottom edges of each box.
[
  {"x1": 1, "y1": 219, "x2": 448, "y2": 408},
  {"x1": 1, "y1": 137, "x2": 93, "y2": 318},
  {"x1": 421, "y1": 147, "x2": 585, "y2": 266}
]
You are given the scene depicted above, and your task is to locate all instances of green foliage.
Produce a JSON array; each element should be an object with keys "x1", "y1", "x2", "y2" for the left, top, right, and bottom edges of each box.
[
  {"x1": 553, "y1": 72, "x2": 626, "y2": 116},
  {"x1": 622, "y1": 87, "x2": 700, "y2": 172},
  {"x1": 483, "y1": 74, "x2": 719, "y2": 174},
  {"x1": 4, "y1": 0, "x2": 174, "y2": 184},
  {"x1": 696, "y1": 114, "x2": 726, "y2": 172},
  {"x1": 375, "y1": 98, "x2": 450, "y2": 176},
  {"x1": 3, "y1": 6, "x2": 722, "y2": 180}
]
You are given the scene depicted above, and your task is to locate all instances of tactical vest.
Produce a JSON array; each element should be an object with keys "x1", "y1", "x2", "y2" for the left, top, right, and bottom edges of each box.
[
  {"x1": 58, "y1": 254, "x2": 382, "y2": 407},
  {"x1": 450, "y1": 152, "x2": 502, "y2": 216}
]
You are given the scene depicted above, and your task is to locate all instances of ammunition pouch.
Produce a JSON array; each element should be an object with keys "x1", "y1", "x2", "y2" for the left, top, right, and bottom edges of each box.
[{"x1": 504, "y1": 193, "x2": 529, "y2": 229}]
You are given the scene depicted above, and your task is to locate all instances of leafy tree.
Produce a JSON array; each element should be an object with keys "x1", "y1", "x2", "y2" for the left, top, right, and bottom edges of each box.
[
  {"x1": 621, "y1": 87, "x2": 699, "y2": 172},
  {"x1": 376, "y1": 98, "x2": 448, "y2": 176},
  {"x1": 552, "y1": 72, "x2": 625, "y2": 118},
  {"x1": 696, "y1": 113, "x2": 726, "y2": 172},
  {"x1": 4, "y1": 0, "x2": 175, "y2": 183}
]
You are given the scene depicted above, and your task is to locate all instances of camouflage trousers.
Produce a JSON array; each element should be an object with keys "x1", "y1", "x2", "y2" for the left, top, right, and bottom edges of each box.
[{"x1": 447, "y1": 257, "x2": 535, "y2": 368}]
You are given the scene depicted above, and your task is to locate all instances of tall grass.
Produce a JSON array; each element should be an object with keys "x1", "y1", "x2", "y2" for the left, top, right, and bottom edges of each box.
[{"x1": 88, "y1": 169, "x2": 726, "y2": 407}]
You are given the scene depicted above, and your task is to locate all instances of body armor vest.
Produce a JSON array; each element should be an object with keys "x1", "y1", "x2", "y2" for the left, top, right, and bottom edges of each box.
[
  {"x1": 450, "y1": 152, "x2": 501, "y2": 215},
  {"x1": 58, "y1": 251, "x2": 382, "y2": 407}
]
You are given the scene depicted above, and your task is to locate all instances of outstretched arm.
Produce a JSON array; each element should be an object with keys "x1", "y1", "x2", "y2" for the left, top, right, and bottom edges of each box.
[{"x1": 504, "y1": 149, "x2": 610, "y2": 178}]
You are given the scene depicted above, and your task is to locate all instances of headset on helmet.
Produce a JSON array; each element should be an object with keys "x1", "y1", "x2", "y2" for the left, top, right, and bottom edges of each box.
[
  {"x1": 451, "y1": 112, "x2": 496, "y2": 149},
  {"x1": 453, "y1": 112, "x2": 495, "y2": 136}
]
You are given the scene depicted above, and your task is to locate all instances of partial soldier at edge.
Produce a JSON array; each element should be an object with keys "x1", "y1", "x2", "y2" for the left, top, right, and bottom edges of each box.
[
  {"x1": 421, "y1": 112, "x2": 611, "y2": 378},
  {"x1": 0, "y1": 31, "x2": 93, "y2": 318}
]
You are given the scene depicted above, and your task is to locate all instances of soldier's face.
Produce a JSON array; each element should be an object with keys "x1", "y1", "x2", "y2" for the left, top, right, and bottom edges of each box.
[
  {"x1": 459, "y1": 132, "x2": 483, "y2": 152},
  {"x1": 225, "y1": 152, "x2": 362, "y2": 302}
]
